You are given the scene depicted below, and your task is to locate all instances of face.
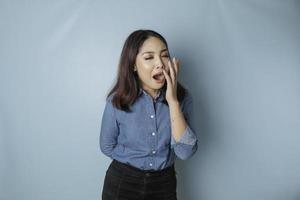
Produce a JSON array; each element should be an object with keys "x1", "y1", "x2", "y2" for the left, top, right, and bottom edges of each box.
[{"x1": 134, "y1": 36, "x2": 170, "y2": 97}]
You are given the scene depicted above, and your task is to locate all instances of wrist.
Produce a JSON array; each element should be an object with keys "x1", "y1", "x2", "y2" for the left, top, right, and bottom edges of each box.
[{"x1": 168, "y1": 100, "x2": 180, "y2": 107}]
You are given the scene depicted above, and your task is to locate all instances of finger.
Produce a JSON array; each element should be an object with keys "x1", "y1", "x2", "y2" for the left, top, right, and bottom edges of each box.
[
  {"x1": 173, "y1": 57, "x2": 179, "y2": 77},
  {"x1": 172, "y1": 57, "x2": 179, "y2": 82},
  {"x1": 162, "y1": 69, "x2": 172, "y2": 87},
  {"x1": 168, "y1": 59, "x2": 176, "y2": 84}
]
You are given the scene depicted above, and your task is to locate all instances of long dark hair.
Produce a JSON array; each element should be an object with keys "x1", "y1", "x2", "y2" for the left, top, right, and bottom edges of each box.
[{"x1": 107, "y1": 29, "x2": 187, "y2": 112}]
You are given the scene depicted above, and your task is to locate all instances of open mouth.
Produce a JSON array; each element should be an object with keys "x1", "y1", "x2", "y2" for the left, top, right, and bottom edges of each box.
[{"x1": 152, "y1": 72, "x2": 165, "y2": 82}]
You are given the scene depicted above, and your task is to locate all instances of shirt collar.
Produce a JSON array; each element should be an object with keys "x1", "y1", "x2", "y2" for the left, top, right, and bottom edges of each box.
[{"x1": 138, "y1": 88, "x2": 165, "y2": 102}]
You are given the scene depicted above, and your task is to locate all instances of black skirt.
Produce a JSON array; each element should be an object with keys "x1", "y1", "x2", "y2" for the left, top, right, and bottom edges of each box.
[{"x1": 102, "y1": 159, "x2": 177, "y2": 200}]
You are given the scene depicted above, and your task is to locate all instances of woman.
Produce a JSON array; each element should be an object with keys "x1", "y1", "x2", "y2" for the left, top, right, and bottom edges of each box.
[{"x1": 100, "y1": 29, "x2": 198, "y2": 200}]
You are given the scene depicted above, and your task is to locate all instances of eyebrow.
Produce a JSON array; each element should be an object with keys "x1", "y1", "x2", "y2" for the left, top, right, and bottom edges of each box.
[{"x1": 141, "y1": 49, "x2": 168, "y2": 55}]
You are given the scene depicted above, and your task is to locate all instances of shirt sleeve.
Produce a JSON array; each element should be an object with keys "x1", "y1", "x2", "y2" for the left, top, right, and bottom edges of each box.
[
  {"x1": 99, "y1": 96, "x2": 119, "y2": 158},
  {"x1": 171, "y1": 90, "x2": 198, "y2": 160}
]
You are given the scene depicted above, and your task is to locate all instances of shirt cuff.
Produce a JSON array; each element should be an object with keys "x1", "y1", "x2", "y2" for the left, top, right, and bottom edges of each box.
[{"x1": 171, "y1": 126, "x2": 197, "y2": 146}]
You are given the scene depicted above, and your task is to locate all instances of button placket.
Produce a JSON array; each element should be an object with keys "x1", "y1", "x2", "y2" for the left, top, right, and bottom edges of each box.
[
  {"x1": 148, "y1": 157, "x2": 155, "y2": 168},
  {"x1": 147, "y1": 96, "x2": 157, "y2": 170}
]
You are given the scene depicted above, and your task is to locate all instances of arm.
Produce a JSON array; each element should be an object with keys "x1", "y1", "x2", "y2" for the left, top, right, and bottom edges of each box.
[
  {"x1": 162, "y1": 57, "x2": 198, "y2": 160},
  {"x1": 99, "y1": 96, "x2": 119, "y2": 158},
  {"x1": 169, "y1": 91, "x2": 198, "y2": 160}
]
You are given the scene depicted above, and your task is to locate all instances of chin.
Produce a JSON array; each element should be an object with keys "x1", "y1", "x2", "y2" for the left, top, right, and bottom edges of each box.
[{"x1": 154, "y1": 84, "x2": 164, "y2": 89}]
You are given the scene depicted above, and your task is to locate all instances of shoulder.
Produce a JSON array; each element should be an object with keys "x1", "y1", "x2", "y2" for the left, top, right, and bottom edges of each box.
[
  {"x1": 106, "y1": 91, "x2": 118, "y2": 104},
  {"x1": 106, "y1": 93, "x2": 114, "y2": 102},
  {"x1": 104, "y1": 93, "x2": 116, "y2": 112}
]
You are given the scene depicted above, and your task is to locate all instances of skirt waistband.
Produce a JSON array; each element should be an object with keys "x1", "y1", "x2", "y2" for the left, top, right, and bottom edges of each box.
[{"x1": 110, "y1": 159, "x2": 175, "y2": 177}]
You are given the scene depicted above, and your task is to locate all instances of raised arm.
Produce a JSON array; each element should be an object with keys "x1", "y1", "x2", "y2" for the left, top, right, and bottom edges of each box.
[{"x1": 169, "y1": 91, "x2": 198, "y2": 160}]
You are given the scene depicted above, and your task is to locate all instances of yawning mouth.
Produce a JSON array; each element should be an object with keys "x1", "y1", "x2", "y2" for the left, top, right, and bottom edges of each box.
[{"x1": 152, "y1": 72, "x2": 165, "y2": 81}]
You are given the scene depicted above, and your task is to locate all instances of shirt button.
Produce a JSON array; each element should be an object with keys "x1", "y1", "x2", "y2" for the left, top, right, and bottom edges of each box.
[
  {"x1": 149, "y1": 163, "x2": 153, "y2": 167},
  {"x1": 152, "y1": 150, "x2": 156, "y2": 154},
  {"x1": 152, "y1": 132, "x2": 156, "y2": 136},
  {"x1": 150, "y1": 115, "x2": 154, "y2": 118}
]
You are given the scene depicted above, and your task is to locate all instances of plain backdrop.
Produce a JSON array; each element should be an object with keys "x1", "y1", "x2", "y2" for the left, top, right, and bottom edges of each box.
[{"x1": 1, "y1": 0, "x2": 300, "y2": 200}]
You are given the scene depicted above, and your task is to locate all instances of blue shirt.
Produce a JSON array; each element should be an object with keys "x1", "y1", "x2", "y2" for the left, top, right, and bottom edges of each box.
[{"x1": 99, "y1": 88, "x2": 198, "y2": 170}]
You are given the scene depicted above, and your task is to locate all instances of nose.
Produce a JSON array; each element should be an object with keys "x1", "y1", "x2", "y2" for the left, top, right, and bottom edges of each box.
[{"x1": 155, "y1": 58, "x2": 164, "y2": 69}]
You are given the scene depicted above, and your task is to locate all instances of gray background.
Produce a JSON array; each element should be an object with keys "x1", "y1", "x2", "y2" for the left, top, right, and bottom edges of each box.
[{"x1": 1, "y1": 0, "x2": 300, "y2": 199}]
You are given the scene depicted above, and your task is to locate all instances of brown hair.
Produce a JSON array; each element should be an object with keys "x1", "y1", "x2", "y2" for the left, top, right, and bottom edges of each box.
[{"x1": 107, "y1": 29, "x2": 187, "y2": 112}]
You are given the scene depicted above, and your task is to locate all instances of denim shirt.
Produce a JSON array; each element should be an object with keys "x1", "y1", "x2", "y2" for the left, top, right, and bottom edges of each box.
[{"x1": 99, "y1": 88, "x2": 198, "y2": 170}]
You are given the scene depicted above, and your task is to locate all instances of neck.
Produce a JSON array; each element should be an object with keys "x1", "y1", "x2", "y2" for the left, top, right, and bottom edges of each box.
[{"x1": 142, "y1": 88, "x2": 160, "y2": 99}]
